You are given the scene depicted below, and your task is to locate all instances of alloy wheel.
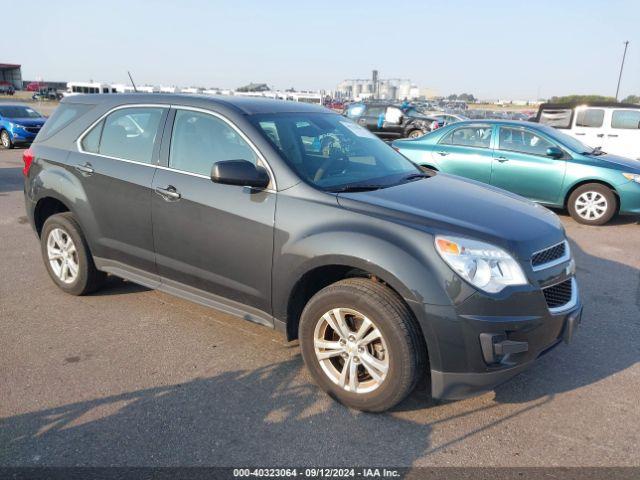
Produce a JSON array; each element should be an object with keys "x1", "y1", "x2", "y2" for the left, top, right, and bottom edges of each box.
[
  {"x1": 1, "y1": 131, "x2": 9, "y2": 147},
  {"x1": 313, "y1": 308, "x2": 389, "y2": 394},
  {"x1": 47, "y1": 228, "x2": 79, "y2": 284},
  {"x1": 575, "y1": 191, "x2": 608, "y2": 221}
]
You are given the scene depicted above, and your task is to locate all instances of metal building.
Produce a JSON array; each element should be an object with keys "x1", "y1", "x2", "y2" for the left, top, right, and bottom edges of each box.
[{"x1": 0, "y1": 63, "x2": 23, "y2": 89}]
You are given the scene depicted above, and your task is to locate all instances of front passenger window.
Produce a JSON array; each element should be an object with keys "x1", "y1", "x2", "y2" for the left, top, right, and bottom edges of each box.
[
  {"x1": 169, "y1": 110, "x2": 259, "y2": 176},
  {"x1": 498, "y1": 127, "x2": 555, "y2": 156}
]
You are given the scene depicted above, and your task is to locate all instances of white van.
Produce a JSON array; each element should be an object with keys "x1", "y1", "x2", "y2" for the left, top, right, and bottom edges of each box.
[
  {"x1": 65, "y1": 82, "x2": 117, "y2": 96},
  {"x1": 536, "y1": 102, "x2": 640, "y2": 160}
]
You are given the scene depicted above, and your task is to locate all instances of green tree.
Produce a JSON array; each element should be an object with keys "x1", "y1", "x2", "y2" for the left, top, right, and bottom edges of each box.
[
  {"x1": 622, "y1": 95, "x2": 640, "y2": 104},
  {"x1": 548, "y1": 95, "x2": 616, "y2": 104}
]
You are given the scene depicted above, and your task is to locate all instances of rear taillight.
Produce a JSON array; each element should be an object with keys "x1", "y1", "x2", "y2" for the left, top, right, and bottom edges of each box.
[{"x1": 22, "y1": 148, "x2": 34, "y2": 176}]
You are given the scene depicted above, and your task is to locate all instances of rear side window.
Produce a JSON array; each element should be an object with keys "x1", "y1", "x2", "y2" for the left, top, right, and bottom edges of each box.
[
  {"x1": 84, "y1": 107, "x2": 165, "y2": 164},
  {"x1": 439, "y1": 126, "x2": 492, "y2": 148},
  {"x1": 611, "y1": 110, "x2": 640, "y2": 129},
  {"x1": 37, "y1": 103, "x2": 93, "y2": 140},
  {"x1": 575, "y1": 109, "x2": 604, "y2": 128},
  {"x1": 538, "y1": 108, "x2": 572, "y2": 128},
  {"x1": 169, "y1": 109, "x2": 259, "y2": 176}
]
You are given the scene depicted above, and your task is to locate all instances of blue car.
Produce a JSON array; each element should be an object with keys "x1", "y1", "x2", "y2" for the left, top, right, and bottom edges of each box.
[{"x1": 0, "y1": 104, "x2": 46, "y2": 149}]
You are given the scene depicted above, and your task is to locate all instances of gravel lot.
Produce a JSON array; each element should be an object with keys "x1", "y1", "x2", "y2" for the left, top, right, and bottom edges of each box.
[{"x1": 1, "y1": 147, "x2": 638, "y2": 467}]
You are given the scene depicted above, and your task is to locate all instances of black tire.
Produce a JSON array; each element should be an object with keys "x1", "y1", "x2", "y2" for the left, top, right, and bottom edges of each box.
[
  {"x1": 407, "y1": 129, "x2": 424, "y2": 139},
  {"x1": 1, "y1": 129, "x2": 13, "y2": 149},
  {"x1": 567, "y1": 183, "x2": 617, "y2": 226},
  {"x1": 299, "y1": 278, "x2": 427, "y2": 412},
  {"x1": 40, "y1": 212, "x2": 106, "y2": 295}
]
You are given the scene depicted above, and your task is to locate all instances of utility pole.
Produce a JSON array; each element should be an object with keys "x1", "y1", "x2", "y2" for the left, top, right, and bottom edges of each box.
[{"x1": 615, "y1": 41, "x2": 629, "y2": 101}]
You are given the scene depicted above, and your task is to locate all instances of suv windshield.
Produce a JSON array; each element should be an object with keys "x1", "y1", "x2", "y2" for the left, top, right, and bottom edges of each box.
[
  {"x1": 0, "y1": 106, "x2": 42, "y2": 118},
  {"x1": 251, "y1": 113, "x2": 422, "y2": 191}
]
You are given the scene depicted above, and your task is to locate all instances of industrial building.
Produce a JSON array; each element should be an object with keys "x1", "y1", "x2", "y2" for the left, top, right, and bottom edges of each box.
[
  {"x1": 336, "y1": 70, "x2": 436, "y2": 101},
  {"x1": 0, "y1": 63, "x2": 22, "y2": 89}
]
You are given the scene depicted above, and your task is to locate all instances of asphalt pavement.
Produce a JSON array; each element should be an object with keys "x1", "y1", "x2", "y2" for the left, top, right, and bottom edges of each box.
[{"x1": 1, "y1": 148, "x2": 638, "y2": 467}]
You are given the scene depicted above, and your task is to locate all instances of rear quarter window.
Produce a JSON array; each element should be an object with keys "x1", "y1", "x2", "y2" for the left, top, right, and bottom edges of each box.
[{"x1": 36, "y1": 103, "x2": 93, "y2": 141}]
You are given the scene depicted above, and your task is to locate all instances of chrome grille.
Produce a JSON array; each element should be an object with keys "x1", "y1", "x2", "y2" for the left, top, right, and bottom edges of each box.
[
  {"x1": 543, "y1": 279, "x2": 573, "y2": 309},
  {"x1": 531, "y1": 241, "x2": 567, "y2": 269}
]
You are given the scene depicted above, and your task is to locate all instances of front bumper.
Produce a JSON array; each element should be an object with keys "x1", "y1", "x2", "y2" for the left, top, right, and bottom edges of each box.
[
  {"x1": 408, "y1": 270, "x2": 582, "y2": 400},
  {"x1": 617, "y1": 180, "x2": 640, "y2": 215},
  {"x1": 430, "y1": 305, "x2": 582, "y2": 399},
  {"x1": 9, "y1": 129, "x2": 38, "y2": 144}
]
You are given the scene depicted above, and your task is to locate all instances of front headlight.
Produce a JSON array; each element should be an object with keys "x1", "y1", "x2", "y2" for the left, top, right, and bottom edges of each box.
[
  {"x1": 11, "y1": 123, "x2": 24, "y2": 130},
  {"x1": 435, "y1": 235, "x2": 527, "y2": 293},
  {"x1": 622, "y1": 173, "x2": 640, "y2": 184}
]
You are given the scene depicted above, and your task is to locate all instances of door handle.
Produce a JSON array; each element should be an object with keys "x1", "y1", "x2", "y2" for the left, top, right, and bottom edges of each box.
[
  {"x1": 436, "y1": 151, "x2": 449, "y2": 156},
  {"x1": 496, "y1": 156, "x2": 509, "y2": 162},
  {"x1": 608, "y1": 134, "x2": 619, "y2": 138},
  {"x1": 155, "y1": 186, "x2": 181, "y2": 201},
  {"x1": 575, "y1": 133, "x2": 586, "y2": 136},
  {"x1": 74, "y1": 163, "x2": 94, "y2": 175}
]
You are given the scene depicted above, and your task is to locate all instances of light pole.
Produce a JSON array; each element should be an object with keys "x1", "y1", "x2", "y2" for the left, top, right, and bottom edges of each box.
[{"x1": 615, "y1": 41, "x2": 629, "y2": 101}]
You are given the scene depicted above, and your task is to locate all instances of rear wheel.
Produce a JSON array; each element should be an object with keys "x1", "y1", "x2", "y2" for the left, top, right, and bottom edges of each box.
[
  {"x1": 1, "y1": 129, "x2": 13, "y2": 149},
  {"x1": 40, "y1": 212, "x2": 106, "y2": 295},
  {"x1": 407, "y1": 129, "x2": 424, "y2": 139},
  {"x1": 299, "y1": 278, "x2": 426, "y2": 412},
  {"x1": 568, "y1": 183, "x2": 617, "y2": 225}
]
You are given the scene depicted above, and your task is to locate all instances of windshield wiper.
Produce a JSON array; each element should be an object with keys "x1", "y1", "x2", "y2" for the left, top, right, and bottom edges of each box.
[
  {"x1": 402, "y1": 172, "x2": 431, "y2": 181},
  {"x1": 583, "y1": 146, "x2": 606, "y2": 156},
  {"x1": 329, "y1": 184, "x2": 386, "y2": 193}
]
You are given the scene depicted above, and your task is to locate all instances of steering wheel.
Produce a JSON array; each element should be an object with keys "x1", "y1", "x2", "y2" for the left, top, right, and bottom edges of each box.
[{"x1": 314, "y1": 150, "x2": 347, "y2": 182}]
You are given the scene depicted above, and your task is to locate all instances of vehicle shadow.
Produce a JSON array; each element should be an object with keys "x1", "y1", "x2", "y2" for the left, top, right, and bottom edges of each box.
[
  {"x1": 0, "y1": 167, "x2": 23, "y2": 193},
  {"x1": 0, "y1": 358, "x2": 432, "y2": 467},
  {"x1": 2, "y1": 237, "x2": 636, "y2": 466}
]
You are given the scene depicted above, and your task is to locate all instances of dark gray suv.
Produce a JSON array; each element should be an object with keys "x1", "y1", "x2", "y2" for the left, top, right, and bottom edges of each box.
[{"x1": 23, "y1": 94, "x2": 582, "y2": 412}]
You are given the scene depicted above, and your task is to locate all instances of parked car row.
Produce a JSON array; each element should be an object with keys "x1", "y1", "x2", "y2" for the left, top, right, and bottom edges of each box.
[
  {"x1": 21, "y1": 93, "x2": 585, "y2": 412},
  {"x1": 0, "y1": 83, "x2": 16, "y2": 95}
]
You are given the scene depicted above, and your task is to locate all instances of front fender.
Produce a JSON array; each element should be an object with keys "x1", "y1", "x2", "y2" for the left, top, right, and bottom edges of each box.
[{"x1": 272, "y1": 188, "x2": 472, "y2": 323}]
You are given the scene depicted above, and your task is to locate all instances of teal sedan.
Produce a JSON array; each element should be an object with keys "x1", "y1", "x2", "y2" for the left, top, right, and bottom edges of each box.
[{"x1": 393, "y1": 120, "x2": 640, "y2": 225}]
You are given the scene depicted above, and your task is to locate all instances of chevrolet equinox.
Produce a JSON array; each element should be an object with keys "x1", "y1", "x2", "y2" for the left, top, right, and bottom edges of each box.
[{"x1": 23, "y1": 94, "x2": 582, "y2": 412}]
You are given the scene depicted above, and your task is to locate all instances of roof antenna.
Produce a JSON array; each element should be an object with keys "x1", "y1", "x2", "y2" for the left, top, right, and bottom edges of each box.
[{"x1": 127, "y1": 71, "x2": 138, "y2": 92}]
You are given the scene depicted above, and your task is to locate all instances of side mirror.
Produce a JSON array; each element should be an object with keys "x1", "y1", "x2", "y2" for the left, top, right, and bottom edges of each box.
[
  {"x1": 546, "y1": 146, "x2": 564, "y2": 159},
  {"x1": 211, "y1": 160, "x2": 270, "y2": 189}
]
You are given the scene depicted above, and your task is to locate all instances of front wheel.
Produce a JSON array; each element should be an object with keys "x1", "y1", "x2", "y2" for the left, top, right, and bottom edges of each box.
[
  {"x1": 407, "y1": 129, "x2": 424, "y2": 139},
  {"x1": 1, "y1": 130, "x2": 13, "y2": 149},
  {"x1": 567, "y1": 183, "x2": 617, "y2": 225},
  {"x1": 299, "y1": 278, "x2": 426, "y2": 412}
]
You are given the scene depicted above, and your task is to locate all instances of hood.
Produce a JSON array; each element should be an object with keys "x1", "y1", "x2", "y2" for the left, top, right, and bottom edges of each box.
[
  {"x1": 9, "y1": 117, "x2": 46, "y2": 126},
  {"x1": 595, "y1": 153, "x2": 640, "y2": 172},
  {"x1": 337, "y1": 173, "x2": 565, "y2": 259}
]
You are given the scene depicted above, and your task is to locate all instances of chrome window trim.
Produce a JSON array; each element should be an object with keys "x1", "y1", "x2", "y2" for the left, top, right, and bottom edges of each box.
[
  {"x1": 76, "y1": 103, "x2": 277, "y2": 190},
  {"x1": 531, "y1": 240, "x2": 571, "y2": 272},
  {"x1": 547, "y1": 277, "x2": 578, "y2": 315}
]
